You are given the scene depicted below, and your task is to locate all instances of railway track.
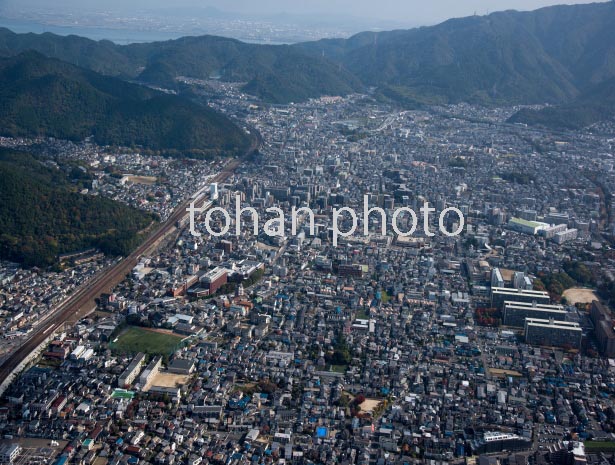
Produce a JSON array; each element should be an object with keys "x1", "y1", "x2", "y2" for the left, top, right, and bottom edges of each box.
[{"x1": 0, "y1": 157, "x2": 242, "y2": 387}]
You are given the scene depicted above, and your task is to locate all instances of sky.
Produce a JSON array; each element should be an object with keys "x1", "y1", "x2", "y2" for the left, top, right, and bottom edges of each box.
[
  {"x1": 180, "y1": 0, "x2": 604, "y2": 23},
  {"x1": 1, "y1": 0, "x2": 607, "y2": 25}
]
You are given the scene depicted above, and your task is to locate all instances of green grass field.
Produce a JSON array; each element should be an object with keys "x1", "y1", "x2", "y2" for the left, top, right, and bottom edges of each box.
[
  {"x1": 111, "y1": 389, "x2": 135, "y2": 400},
  {"x1": 329, "y1": 364, "x2": 348, "y2": 373},
  {"x1": 356, "y1": 310, "x2": 369, "y2": 320},
  {"x1": 111, "y1": 326, "x2": 183, "y2": 355},
  {"x1": 584, "y1": 441, "x2": 615, "y2": 452}
]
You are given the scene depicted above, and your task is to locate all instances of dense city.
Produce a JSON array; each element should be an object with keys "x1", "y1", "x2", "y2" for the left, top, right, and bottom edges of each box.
[{"x1": 1, "y1": 82, "x2": 615, "y2": 465}]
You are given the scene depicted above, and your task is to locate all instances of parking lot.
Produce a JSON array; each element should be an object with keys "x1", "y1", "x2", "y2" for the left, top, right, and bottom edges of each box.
[{"x1": 536, "y1": 425, "x2": 567, "y2": 448}]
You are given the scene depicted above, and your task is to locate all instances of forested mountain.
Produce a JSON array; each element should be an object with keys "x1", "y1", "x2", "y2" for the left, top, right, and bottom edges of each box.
[
  {"x1": 298, "y1": 2, "x2": 615, "y2": 108},
  {"x1": 509, "y1": 78, "x2": 615, "y2": 129},
  {"x1": 0, "y1": 52, "x2": 250, "y2": 157},
  {"x1": 0, "y1": 149, "x2": 157, "y2": 267}
]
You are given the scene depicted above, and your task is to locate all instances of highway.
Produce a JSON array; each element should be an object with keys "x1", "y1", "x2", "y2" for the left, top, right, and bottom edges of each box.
[{"x1": 0, "y1": 157, "x2": 243, "y2": 387}]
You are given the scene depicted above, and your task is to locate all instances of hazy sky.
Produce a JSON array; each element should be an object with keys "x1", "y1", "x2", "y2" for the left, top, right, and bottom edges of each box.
[
  {"x1": 2, "y1": 0, "x2": 607, "y2": 25},
  {"x1": 183, "y1": 0, "x2": 604, "y2": 23}
]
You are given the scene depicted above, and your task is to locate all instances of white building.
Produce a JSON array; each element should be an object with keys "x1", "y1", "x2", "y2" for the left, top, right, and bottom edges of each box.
[
  {"x1": 553, "y1": 228, "x2": 578, "y2": 244},
  {"x1": 508, "y1": 217, "x2": 549, "y2": 235},
  {"x1": 210, "y1": 182, "x2": 219, "y2": 200},
  {"x1": 0, "y1": 444, "x2": 21, "y2": 464}
]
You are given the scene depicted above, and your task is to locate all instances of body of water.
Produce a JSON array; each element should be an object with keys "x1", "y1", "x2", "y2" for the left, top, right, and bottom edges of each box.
[{"x1": 0, "y1": 17, "x2": 290, "y2": 45}]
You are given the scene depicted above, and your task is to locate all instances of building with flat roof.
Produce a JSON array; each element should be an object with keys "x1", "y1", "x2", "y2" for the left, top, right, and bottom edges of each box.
[
  {"x1": 503, "y1": 301, "x2": 567, "y2": 327},
  {"x1": 336, "y1": 263, "x2": 368, "y2": 278},
  {"x1": 491, "y1": 287, "x2": 550, "y2": 309},
  {"x1": 553, "y1": 228, "x2": 578, "y2": 244},
  {"x1": 0, "y1": 444, "x2": 21, "y2": 464},
  {"x1": 139, "y1": 355, "x2": 162, "y2": 389},
  {"x1": 470, "y1": 431, "x2": 531, "y2": 454},
  {"x1": 148, "y1": 386, "x2": 181, "y2": 403},
  {"x1": 524, "y1": 318, "x2": 582, "y2": 349},
  {"x1": 541, "y1": 223, "x2": 567, "y2": 239},
  {"x1": 491, "y1": 268, "x2": 504, "y2": 288},
  {"x1": 118, "y1": 352, "x2": 146, "y2": 388},
  {"x1": 544, "y1": 212, "x2": 570, "y2": 226},
  {"x1": 508, "y1": 217, "x2": 549, "y2": 235},
  {"x1": 548, "y1": 442, "x2": 586, "y2": 465},
  {"x1": 590, "y1": 301, "x2": 615, "y2": 357},
  {"x1": 200, "y1": 267, "x2": 228, "y2": 295}
]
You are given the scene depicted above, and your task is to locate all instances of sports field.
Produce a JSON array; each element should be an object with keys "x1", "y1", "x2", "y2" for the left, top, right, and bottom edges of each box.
[
  {"x1": 562, "y1": 288, "x2": 598, "y2": 305},
  {"x1": 584, "y1": 441, "x2": 615, "y2": 452},
  {"x1": 111, "y1": 389, "x2": 135, "y2": 399},
  {"x1": 111, "y1": 326, "x2": 183, "y2": 355}
]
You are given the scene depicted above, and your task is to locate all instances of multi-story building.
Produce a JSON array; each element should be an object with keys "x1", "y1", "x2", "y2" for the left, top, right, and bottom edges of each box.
[
  {"x1": 491, "y1": 287, "x2": 550, "y2": 309},
  {"x1": 491, "y1": 268, "x2": 504, "y2": 288},
  {"x1": 544, "y1": 212, "x2": 570, "y2": 226},
  {"x1": 548, "y1": 442, "x2": 586, "y2": 465},
  {"x1": 139, "y1": 356, "x2": 162, "y2": 389},
  {"x1": 503, "y1": 301, "x2": 567, "y2": 327},
  {"x1": 0, "y1": 444, "x2": 21, "y2": 464},
  {"x1": 541, "y1": 223, "x2": 567, "y2": 239},
  {"x1": 336, "y1": 263, "x2": 368, "y2": 278},
  {"x1": 200, "y1": 267, "x2": 228, "y2": 295},
  {"x1": 553, "y1": 228, "x2": 578, "y2": 244},
  {"x1": 118, "y1": 352, "x2": 146, "y2": 388},
  {"x1": 524, "y1": 318, "x2": 582, "y2": 349},
  {"x1": 590, "y1": 301, "x2": 615, "y2": 357}
]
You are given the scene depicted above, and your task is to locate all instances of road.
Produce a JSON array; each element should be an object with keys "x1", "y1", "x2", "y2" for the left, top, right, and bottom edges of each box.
[{"x1": 0, "y1": 157, "x2": 243, "y2": 388}]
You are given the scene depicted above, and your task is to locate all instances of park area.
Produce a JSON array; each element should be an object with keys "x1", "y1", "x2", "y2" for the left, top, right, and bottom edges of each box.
[{"x1": 110, "y1": 326, "x2": 184, "y2": 356}]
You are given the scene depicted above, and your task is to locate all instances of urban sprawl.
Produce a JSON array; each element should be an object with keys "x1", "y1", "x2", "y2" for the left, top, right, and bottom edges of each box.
[{"x1": 1, "y1": 83, "x2": 615, "y2": 465}]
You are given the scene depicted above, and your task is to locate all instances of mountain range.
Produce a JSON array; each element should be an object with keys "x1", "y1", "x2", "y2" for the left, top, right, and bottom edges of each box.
[
  {"x1": 298, "y1": 2, "x2": 615, "y2": 114},
  {"x1": 0, "y1": 28, "x2": 363, "y2": 104},
  {"x1": 1, "y1": 2, "x2": 615, "y2": 133}
]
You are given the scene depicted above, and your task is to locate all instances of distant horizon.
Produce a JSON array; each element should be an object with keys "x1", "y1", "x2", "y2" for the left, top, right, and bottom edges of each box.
[
  {"x1": 0, "y1": 0, "x2": 608, "y2": 24},
  {"x1": 0, "y1": 0, "x2": 609, "y2": 44}
]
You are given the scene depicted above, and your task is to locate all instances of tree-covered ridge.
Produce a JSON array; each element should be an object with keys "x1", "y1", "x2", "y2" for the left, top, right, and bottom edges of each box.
[
  {"x1": 0, "y1": 29, "x2": 363, "y2": 104},
  {"x1": 298, "y1": 2, "x2": 615, "y2": 108},
  {"x1": 0, "y1": 149, "x2": 157, "y2": 267},
  {"x1": 0, "y1": 52, "x2": 250, "y2": 157},
  {"x1": 508, "y1": 78, "x2": 615, "y2": 129}
]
